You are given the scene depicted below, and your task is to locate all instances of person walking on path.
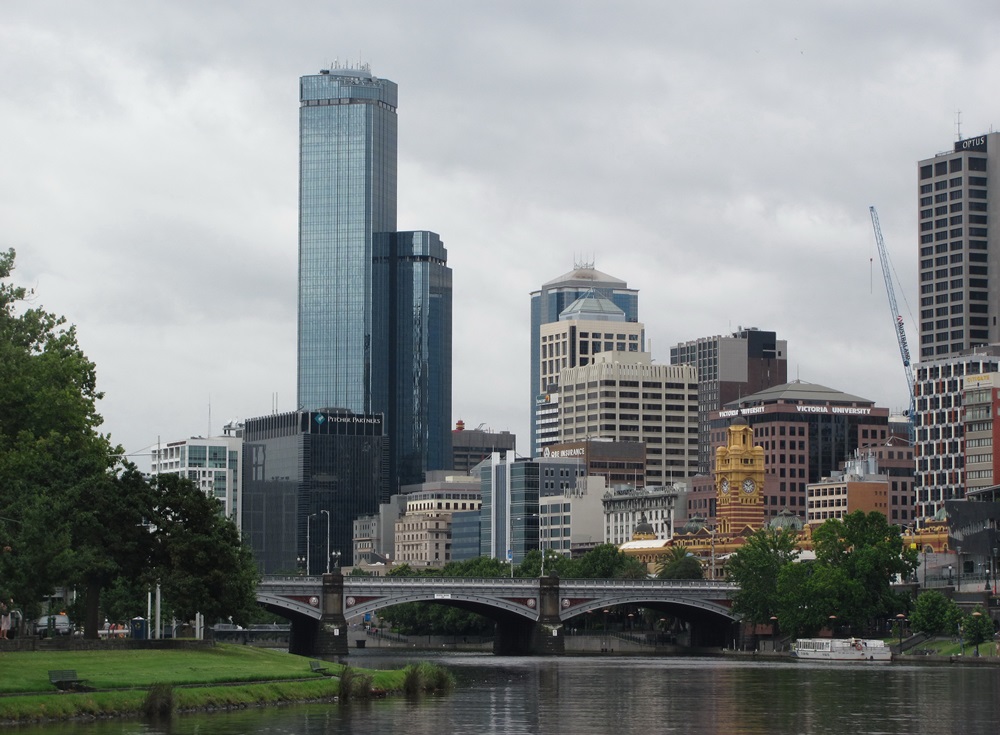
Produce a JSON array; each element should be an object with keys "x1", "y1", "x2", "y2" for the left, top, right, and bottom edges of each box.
[{"x1": 0, "y1": 601, "x2": 11, "y2": 640}]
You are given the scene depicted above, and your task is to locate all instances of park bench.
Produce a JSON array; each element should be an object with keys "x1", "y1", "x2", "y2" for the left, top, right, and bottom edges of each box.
[
  {"x1": 48, "y1": 669, "x2": 88, "y2": 691},
  {"x1": 310, "y1": 660, "x2": 329, "y2": 674}
]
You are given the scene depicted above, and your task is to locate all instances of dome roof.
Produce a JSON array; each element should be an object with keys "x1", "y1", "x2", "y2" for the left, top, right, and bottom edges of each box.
[
  {"x1": 680, "y1": 515, "x2": 708, "y2": 535},
  {"x1": 767, "y1": 508, "x2": 804, "y2": 531},
  {"x1": 633, "y1": 513, "x2": 655, "y2": 537}
]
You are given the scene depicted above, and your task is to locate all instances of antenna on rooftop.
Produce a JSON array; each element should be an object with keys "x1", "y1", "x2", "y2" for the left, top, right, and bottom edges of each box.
[{"x1": 956, "y1": 109, "x2": 963, "y2": 141}]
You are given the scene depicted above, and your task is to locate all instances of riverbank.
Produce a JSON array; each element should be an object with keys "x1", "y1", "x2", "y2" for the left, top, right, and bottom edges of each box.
[{"x1": 0, "y1": 645, "x2": 452, "y2": 725}]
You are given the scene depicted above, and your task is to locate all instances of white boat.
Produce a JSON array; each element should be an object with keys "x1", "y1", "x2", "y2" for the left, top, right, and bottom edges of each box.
[{"x1": 792, "y1": 637, "x2": 892, "y2": 662}]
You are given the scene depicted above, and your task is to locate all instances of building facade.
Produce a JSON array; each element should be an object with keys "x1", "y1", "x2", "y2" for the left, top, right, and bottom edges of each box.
[
  {"x1": 714, "y1": 418, "x2": 766, "y2": 536},
  {"x1": 603, "y1": 485, "x2": 682, "y2": 546},
  {"x1": 529, "y1": 263, "x2": 639, "y2": 455},
  {"x1": 150, "y1": 429, "x2": 244, "y2": 525},
  {"x1": 806, "y1": 453, "x2": 891, "y2": 525},
  {"x1": 477, "y1": 453, "x2": 586, "y2": 564},
  {"x1": 917, "y1": 133, "x2": 1000, "y2": 360},
  {"x1": 298, "y1": 64, "x2": 451, "y2": 490},
  {"x1": 670, "y1": 327, "x2": 787, "y2": 474},
  {"x1": 914, "y1": 348, "x2": 1000, "y2": 519},
  {"x1": 241, "y1": 409, "x2": 389, "y2": 574},
  {"x1": 706, "y1": 381, "x2": 892, "y2": 524},
  {"x1": 393, "y1": 482, "x2": 481, "y2": 567},
  {"x1": 962, "y1": 372, "x2": 1000, "y2": 496},
  {"x1": 451, "y1": 421, "x2": 516, "y2": 475},
  {"x1": 541, "y1": 439, "x2": 646, "y2": 488},
  {"x1": 557, "y1": 352, "x2": 699, "y2": 486}
]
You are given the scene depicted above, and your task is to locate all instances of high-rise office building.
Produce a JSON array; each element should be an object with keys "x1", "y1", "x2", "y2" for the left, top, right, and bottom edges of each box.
[
  {"x1": 530, "y1": 263, "x2": 639, "y2": 454},
  {"x1": 670, "y1": 327, "x2": 787, "y2": 474},
  {"x1": 241, "y1": 409, "x2": 389, "y2": 573},
  {"x1": 534, "y1": 290, "x2": 645, "y2": 454},
  {"x1": 917, "y1": 133, "x2": 1000, "y2": 359},
  {"x1": 374, "y1": 230, "x2": 453, "y2": 485},
  {"x1": 298, "y1": 64, "x2": 451, "y2": 489},
  {"x1": 557, "y1": 352, "x2": 699, "y2": 486},
  {"x1": 913, "y1": 348, "x2": 1000, "y2": 519}
]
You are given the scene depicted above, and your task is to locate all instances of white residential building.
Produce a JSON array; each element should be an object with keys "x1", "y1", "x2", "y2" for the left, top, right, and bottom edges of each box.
[{"x1": 150, "y1": 423, "x2": 244, "y2": 526}]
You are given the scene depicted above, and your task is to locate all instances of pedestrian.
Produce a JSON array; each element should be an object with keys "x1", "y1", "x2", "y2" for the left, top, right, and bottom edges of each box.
[{"x1": 0, "y1": 601, "x2": 10, "y2": 640}]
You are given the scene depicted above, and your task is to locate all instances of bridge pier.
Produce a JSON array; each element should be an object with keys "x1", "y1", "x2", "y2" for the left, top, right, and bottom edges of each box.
[
  {"x1": 316, "y1": 571, "x2": 349, "y2": 657},
  {"x1": 493, "y1": 576, "x2": 565, "y2": 655},
  {"x1": 531, "y1": 575, "x2": 564, "y2": 655}
]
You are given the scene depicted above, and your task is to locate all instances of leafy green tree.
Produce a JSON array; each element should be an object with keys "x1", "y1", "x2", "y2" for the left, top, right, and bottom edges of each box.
[
  {"x1": 963, "y1": 607, "x2": 994, "y2": 654},
  {"x1": 148, "y1": 473, "x2": 259, "y2": 626},
  {"x1": 513, "y1": 549, "x2": 575, "y2": 578},
  {"x1": 656, "y1": 546, "x2": 704, "y2": 580},
  {"x1": 441, "y1": 556, "x2": 508, "y2": 578},
  {"x1": 726, "y1": 527, "x2": 798, "y2": 625},
  {"x1": 809, "y1": 511, "x2": 917, "y2": 632},
  {"x1": 775, "y1": 561, "x2": 852, "y2": 638},
  {"x1": 909, "y1": 590, "x2": 961, "y2": 637},
  {"x1": 0, "y1": 248, "x2": 120, "y2": 622},
  {"x1": 59, "y1": 466, "x2": 156, "y2": 636},
  {"x1": 573, "y1": 544, "x2": 647, "y2": 579}
]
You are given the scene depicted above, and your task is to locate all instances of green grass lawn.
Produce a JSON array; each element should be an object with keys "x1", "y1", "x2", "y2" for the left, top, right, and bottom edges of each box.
[
  {"x1": 905, "y1": 638, "x2": 998, "y2": 657},
  {"x1": 0, "y1": 645, "x2": 328, "y2": 694},
  {"x1": 0, "y1": 645, "x2": 421, "y2": 723}
]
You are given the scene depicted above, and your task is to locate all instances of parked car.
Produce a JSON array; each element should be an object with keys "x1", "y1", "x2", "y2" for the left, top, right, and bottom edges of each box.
[{"x1": 34, "y1": 614, "x2": 73, "y2": 637}]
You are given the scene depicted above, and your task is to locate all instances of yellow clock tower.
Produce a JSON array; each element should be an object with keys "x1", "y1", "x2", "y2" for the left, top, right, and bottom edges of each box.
[{"x1": 715, "y1": 417, "x2": 765, "y2": 536}]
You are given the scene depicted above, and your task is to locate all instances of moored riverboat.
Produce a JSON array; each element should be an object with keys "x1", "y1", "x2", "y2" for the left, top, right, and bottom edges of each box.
[{"x1": 792, "y1": 637, "x2": 891, "y2": 662}]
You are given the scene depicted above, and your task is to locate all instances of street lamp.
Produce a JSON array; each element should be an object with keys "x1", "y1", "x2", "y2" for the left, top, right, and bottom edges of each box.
[
  {"x1": 770, "y1": 616, "x2": 778, "y2": 652},
  {"x1": 320, "y1": 509, "x2": 331, "y2": 573},
  {"x1": 972, "y1": 611, "x2": 983, "y2": 657},
  {"x1": 306, "y1": 513, "x2": 319, "y2": 575},
  {"x1": 896, "y1": 613, "x2": 906, "y2": 655},
  {"x1": 957, "y1": 546, "x2": 963, "y2": 592},
  {"x1": 993, "y1": 547, "x2": 998, "y2": 596}
]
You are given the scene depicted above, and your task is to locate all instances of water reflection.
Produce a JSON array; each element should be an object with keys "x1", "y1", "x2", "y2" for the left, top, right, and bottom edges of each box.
[{"x1": 16, "y1": 654, "x2": 1000, "y2": 735}]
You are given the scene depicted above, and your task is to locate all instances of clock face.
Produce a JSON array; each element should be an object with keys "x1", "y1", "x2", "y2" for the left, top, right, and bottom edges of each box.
[
  {"x1": 742, "y1": 478, "x2": 756, "y2": 494},
  {"x1": 720, "y1": 478, "x2": 730, "y2": 494}
]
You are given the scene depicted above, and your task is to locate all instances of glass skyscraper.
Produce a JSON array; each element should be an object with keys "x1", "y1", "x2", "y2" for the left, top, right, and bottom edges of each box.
[
  {"x1": 298, "y1": 65, "x2": 398, "y2": 414},
  {"x1": 298, "y1": 65, "x2": 451, "y2": 489}
]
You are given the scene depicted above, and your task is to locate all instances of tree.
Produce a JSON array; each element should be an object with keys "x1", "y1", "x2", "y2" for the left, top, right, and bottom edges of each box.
[
  {"x1": 809, "y1": 511, "x2": 917, "y2": 632},
  {"x1": 656, "y1": 546, "x2": 704, "y2": 580},
  {"x1": 58, "y1": 466, "x2": 156, "y2": 637},
  {"x1": 0, "y1": 248, "x2": 120, "y2": 622},
  {"x1": 573, "y1": 544, "x2": 647, "y2": 579},
  {"x1": 726, "y1": 527, "x2": 799, "y2": 625},
  {"x1": 148, "y1": 473, "x2": 259, "y2": 626},
  {"x1": 0, "y1": 252, "x2": 260, "y2": 632},
  {"x1": 963, "y1": 608, "x2": 994, "y2": 655},
  {"x1": 909, "y1": 590, "x2": 961, "y2": 637}
]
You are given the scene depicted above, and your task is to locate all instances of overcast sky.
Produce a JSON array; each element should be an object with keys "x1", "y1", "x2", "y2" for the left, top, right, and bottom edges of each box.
[{"x1": 4, "y1": 1, "x2": 1000, "y2": 465}]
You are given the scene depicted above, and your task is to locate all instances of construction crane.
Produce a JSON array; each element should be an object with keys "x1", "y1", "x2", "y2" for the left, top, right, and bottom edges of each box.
[{"x1": 869, "y1": 206, "x2": 915, "y2": 436}]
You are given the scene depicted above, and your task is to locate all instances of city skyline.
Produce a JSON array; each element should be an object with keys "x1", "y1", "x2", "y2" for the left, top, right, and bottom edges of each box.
[{"x1": 6, "y1": 2, "x2": 1000, "y2": 461}]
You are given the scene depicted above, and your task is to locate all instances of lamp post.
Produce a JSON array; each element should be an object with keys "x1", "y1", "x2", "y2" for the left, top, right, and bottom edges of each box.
[
  {"x1": 320, "y1": 509, "x2": 331, "y2": 573},
  {"x1": 770, "y1": 616, "x2": 779, "y2": 652},
  {"x1": 896, "y1": 613, "x2": 905, "y2": 655},
  {"x1": 993, "y1": 547, "x2": 998, "y2": 596},
  {"x1": 957, "y1": 546, "x2": 963, "y2": 592},
  {"x1": 972, "y1": 611, "x2": 983, "y2": 657},
  {"x1": 306, "y1": 513, "x2": 318, "y2": 575}
]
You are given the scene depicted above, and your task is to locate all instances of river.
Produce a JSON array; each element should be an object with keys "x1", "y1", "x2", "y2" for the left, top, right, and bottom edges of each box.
[{"x1": 19, "y1": 652, "x2": 1000, "y2": 734}]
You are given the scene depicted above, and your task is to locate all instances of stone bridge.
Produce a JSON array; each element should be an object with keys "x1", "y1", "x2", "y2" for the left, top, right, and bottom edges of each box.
[{"x1": 257, "y1": 572, "x2": 738, "y2": 657}]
